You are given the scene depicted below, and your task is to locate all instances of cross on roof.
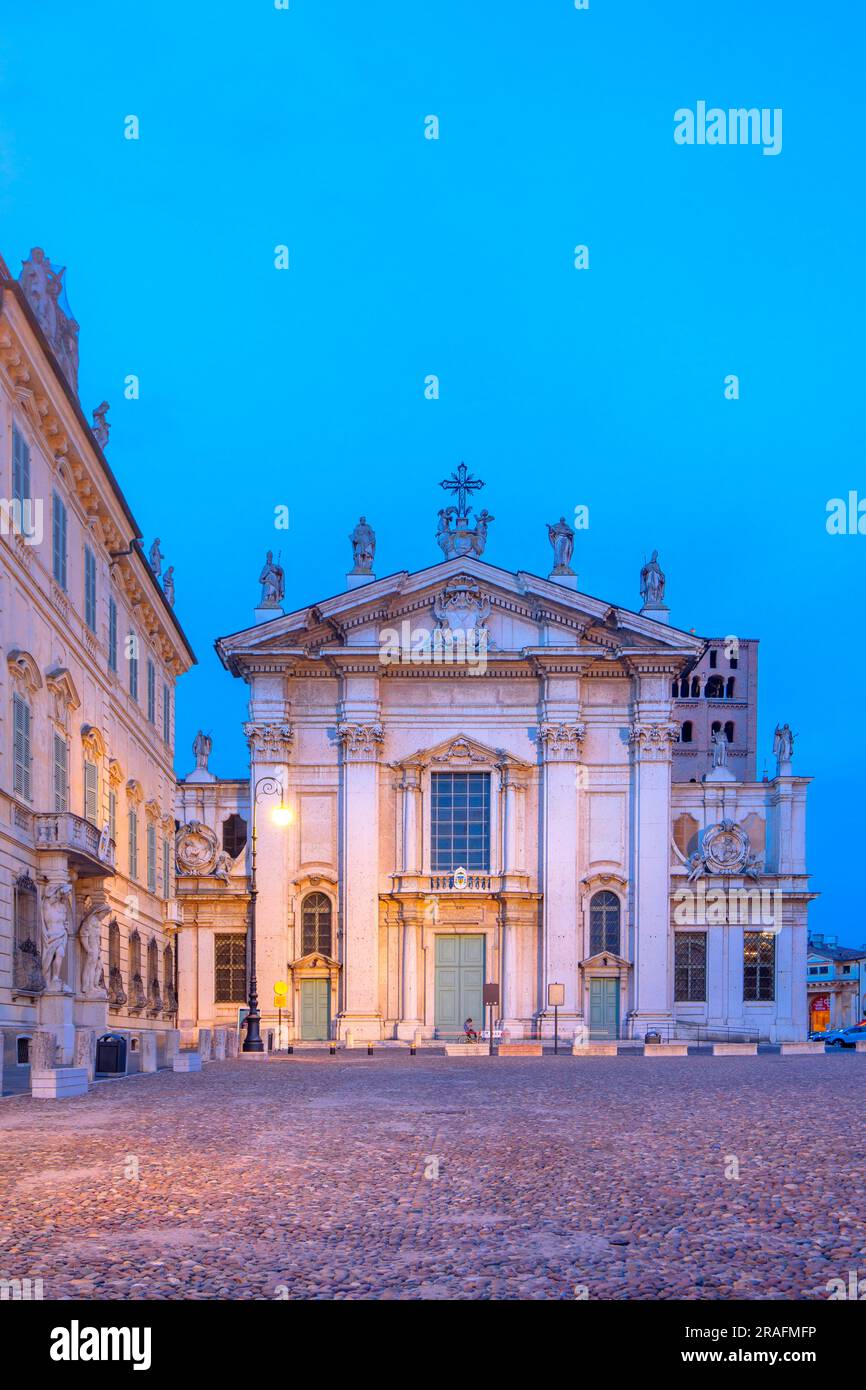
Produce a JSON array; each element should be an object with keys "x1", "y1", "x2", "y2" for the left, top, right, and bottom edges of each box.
[{"x1": 440, "y1": 461, "x2": 485, "y2": 516}]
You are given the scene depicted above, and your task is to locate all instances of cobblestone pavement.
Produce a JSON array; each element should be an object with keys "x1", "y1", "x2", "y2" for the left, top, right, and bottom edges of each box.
[{"x1": 1, "y1": 1052, "x2": 864, "y2": 1300}]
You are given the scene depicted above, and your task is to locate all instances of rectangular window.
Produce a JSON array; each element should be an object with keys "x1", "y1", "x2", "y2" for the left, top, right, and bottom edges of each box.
[
  {"x1": 108, "y1": 596, "x2": 118, "y2": 672},
  {"x1": 84, "y1": 545, "x2": 97, "y2": 632},
  {"x1": 52, "y1": 490, "x2": 68, "y2": 589},
  {"x1": 12, "y1": 693, "x2": 32, "y2": 801},
  {"x1": 674, "y1": 932, "x2": 707, "y2": 1003},
  {"x1": 128, "y1": 633, "x2": 138, "y2": 700},
  {"x1": 12, "y1": 426, "x2": 30, "y2": 503},
  {"x1": 84, "y1": 757, "x2": 99, "y2": 825},
  {"x1": 53, "y1": 733, "x2": 68, "y2": 812},
  {"x1": 147, "y1": 659, "x2": 156, "y2": 722},
  {"x1": 162, "y1": 684, "x2": 171, "y2": 743},
  {"x1": 744, "y1": 931, "x2": 776, "y2": 1002},
  {"x1": 431, "y1": 771, "x2": 490, "y2": 872},
  {"x1": 163, "y1": 837, "x2": 171, "y2": 899},
  {"x1": 147, "y1": 822, "x2": 157, "y2": 893},
  {"x1": 109, "y1": 788, "x2": 117, "y2": 844},
  {"x1": 128, "y1": 808, "x2": 139, "y2": 881},
  {"x1": 215, "y1": 934, "x2": 247, "y2": 1003}
]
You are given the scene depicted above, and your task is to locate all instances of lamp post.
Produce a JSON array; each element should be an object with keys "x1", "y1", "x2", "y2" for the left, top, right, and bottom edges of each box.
[{"x1": 243, "y1": 776, "x2": 291, "y2": 1053}]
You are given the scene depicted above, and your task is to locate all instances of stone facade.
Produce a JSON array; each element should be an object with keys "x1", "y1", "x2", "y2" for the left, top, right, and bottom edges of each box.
[
  {"x1": 178, "y1": 550, "x2": 813, "y2": 1046},
  {"x1": 0, "y1": 250, "x2": 195, "y2": 1082}
]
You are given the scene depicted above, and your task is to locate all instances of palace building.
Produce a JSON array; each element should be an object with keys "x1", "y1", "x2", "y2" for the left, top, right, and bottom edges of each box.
[
  {"x1": 0, "y1": 249, "x2": 195, "y2": 1089},
  {"x1": 174, "y1": 479, "x2": 814, "y2": 1046}
]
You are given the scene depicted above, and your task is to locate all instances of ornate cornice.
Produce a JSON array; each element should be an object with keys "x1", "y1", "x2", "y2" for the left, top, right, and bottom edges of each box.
[{"x1": 243, "y1": 720, "x2": 294, "y2": 761}]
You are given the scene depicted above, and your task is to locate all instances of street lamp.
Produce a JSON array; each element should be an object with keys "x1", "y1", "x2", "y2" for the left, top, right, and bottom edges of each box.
[{"x1": 243, "y1": 776, "x2": 292, "y2": 1053}]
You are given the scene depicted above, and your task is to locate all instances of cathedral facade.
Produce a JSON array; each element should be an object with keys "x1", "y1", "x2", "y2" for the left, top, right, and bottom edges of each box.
[{"x1": 175, "y1": 501, "x2": 813, "y2": 1046}]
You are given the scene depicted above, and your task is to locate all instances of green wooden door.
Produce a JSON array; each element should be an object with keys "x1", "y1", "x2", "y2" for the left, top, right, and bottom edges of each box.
[
  {"x1": 300, "y1": 979, "x2": 330, "y2": 1040},
  {"x1": 435, "y1": 935, "x2": 485, "y2": 1035},
  {"x1": 589, "y1": 977, "x2": 619, "y2": 1040}
]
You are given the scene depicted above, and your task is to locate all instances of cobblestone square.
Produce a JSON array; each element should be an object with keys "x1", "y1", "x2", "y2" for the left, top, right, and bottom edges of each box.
[{"x1": 1, "y1": 1053, "x2": 862, "y2": 1301}]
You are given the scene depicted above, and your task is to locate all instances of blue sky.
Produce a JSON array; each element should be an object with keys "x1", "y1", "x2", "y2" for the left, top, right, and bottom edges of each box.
[{"x1": 1, "y1": 1, "x2": 863, "y2": 938}]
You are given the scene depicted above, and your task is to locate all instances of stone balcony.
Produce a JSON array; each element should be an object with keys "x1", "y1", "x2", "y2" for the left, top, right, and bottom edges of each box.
[
  {"x1": 428, "y1": 871, "x2": 494, "y2": 892},
  {"x1": 33, "y1": 812, "x2": 116, "y2": 876}
]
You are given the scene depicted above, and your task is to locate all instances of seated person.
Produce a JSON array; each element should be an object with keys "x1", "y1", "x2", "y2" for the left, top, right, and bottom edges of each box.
[{"x1": 463, "y1": 1017, "x2": 479, "y2": 1042}]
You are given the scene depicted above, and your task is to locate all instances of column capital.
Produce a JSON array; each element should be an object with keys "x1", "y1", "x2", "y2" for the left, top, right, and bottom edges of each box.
[
  {"x1": 628, "y1": 719, "x2": 679, "y2": 761},
  {"x1": 243, "y1": 720, "x2": 294, "y2": 761},
  {"x1": 538, "y1": 721, "x2": 586, "y2": 762},
  {"x1": 339, "y1": 721, "x2": 385, "y2": 762}
]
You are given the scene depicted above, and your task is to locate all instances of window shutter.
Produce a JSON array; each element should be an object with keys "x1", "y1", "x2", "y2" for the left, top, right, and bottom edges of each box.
[
  {"x1": 53, "y1": 734, "x2": 68, "y2": 812},
  {"x1": 13, "y1": 694, "x2": 32, "y2": 801},
  {"x1": 84, "y1": 759, "x2": 99, "y2": 824},
  {"x1": 147, "y1": 823, "x2": 157, "y2": 893}
]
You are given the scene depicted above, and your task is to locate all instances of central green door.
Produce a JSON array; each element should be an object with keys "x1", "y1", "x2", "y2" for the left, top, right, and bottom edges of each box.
[
  {"x1": 435, "y1": 935, "x2": 485, "y2": 1035},
  {"x1": 589, "y1": 978, "x2": 619, "y2": 1040},
  {"x1": 300, "y1": 979, "x2": 330, "y2": 1040}
]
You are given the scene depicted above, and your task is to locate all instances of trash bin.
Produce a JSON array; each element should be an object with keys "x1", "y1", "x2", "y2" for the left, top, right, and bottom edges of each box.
[
  {"x1": 644, "y1": 1030, "x2": 662, "y2": 1045},
  {"x1": 95, "y1": 1033, "x2": 127, "y2": 1075}
]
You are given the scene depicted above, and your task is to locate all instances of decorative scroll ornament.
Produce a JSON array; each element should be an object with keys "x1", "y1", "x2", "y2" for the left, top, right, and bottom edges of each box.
[
  {"x1": 243, "y1": 721, "x2": 294, "y2": 760},
  {"x1": 19, "y1": 248, "x2": 80, "y2": 391},
  {"x1": 338, "y1": 722, "x2": 385, "y2": 760},
  {"x1": 175, "y1": 820, "x2": 219, "y2": 876},
  {"x1": 628, "y1": 720, "x2": 680, "y2": 759},
  {"x1": 538, "y1": 721, "x2": 586, "y2": 761},
  {"x1": 687, "y1": 819, "x2": 762, "y2": 882}
]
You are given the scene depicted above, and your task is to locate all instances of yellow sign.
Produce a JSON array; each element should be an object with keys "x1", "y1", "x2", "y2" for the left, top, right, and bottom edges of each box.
[{"x1": 273, "y1": 980, "x2": 287, "y2": 1009}]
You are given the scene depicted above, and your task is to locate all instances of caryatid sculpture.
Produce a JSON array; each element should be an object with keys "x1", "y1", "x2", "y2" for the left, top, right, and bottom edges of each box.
[
  {"x1": 78, "y1": 903, "x2": 111, "y2": 997},
  {"x1": 640, "y1": 549, "x2": 666, "y2": 607},
  {"x1": 547, "y1": 516, "x2": 575, "y2": 575},
  {"x1": 41, "y1": 882, "x2": 73, "y2": 991},
  {"x1": 258, "y1": 550, "x2": 285, "y2": 607},
  {"x1": 349, "y1": 516, "x2": 376, "y2": 574}
]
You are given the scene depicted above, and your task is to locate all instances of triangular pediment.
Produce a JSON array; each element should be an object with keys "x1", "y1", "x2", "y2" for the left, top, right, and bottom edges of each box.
[
  {"x1": 394, "y1": 732, "x2": 533, "y2": 771},
  {"x1": 580, "y1": 951, "x2": 632, "y2": 971},
  {"x1": 216, "y1": 556, "x2": 705, "y2": 675}
]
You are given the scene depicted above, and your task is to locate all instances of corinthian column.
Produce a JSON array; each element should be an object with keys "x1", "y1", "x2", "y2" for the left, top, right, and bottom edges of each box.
[
  {"x1": 628, "y1": 711, "x2": 678, "y2": 1033},
  {"x1": 338, "y1": 719, "x2": 384, "y2": 1040},
  {"x1": 538, "y1": 719, "x2": 585, "y2": 1032}
]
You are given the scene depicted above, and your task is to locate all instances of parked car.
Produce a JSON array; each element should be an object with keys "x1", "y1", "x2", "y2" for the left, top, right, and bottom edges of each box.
[{"x1": 813, "y1": 1024, "x2": 866, "y2": 1049}]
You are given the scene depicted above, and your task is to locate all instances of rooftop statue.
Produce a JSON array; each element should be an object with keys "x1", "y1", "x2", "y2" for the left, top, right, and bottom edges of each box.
[
  {"x1": 193, "y1": 730, "x2": 212, "y2": 772},
  {"x1": 547, "y1": 516, "x2": 575, "y2": 575},
  {"x1": 349, "y1": 516, "x2": 376, "y2": 574},
  {"x1": 773, "y1": 723, "x2": 795, "y2": 767},
  {"x1": 163, "y1": 565, "x2": 175, "y2": 606},
  {"x1": 149, "y1": 538, "x2": 164, "y2": 578},
  {"x1": 640, "y1": 549, "x2": 666, "y2": 607},
  {"x1": 92, "y1": 401, "x2": 110, "y2": 449},
  {"x1": 19, "y1": 248, "x2": 80, "y2": 391},
  {"x1": 258, "y1": 550, "x2": 285, "y2": 608}
]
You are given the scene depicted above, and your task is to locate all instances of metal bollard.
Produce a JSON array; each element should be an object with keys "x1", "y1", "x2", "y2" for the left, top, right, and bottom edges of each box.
[
  {"x1": 410, "y1": 1042, "x2": 416, "y2": 1055},
  {"x1": 367, "y1": 1042, "x2": 374, "y2": 1056},
  {"x1": 329, "y1": 1042, "x2": 336, "y2": 1056},
  {"x1": 287, "y1": 1045, "x2": 293, "y2": 1055}
]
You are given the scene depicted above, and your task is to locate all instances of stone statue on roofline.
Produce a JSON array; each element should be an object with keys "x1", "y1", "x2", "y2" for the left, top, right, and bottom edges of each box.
[
  {"x1": 258, "y1": 551, "x2": 285, "y2": 607},
  {"x1": 92, "y1": 401, "x2": 110, "y2": 449},
  {"x1": 163, "y1": 566, "x2": 175, "y2": 606},
  {"x1": 349, "y1": 517, "x2": 376, "y2": 574},
  {"x1": 149, "y1": 538, "x2": 164, "y2": 577},
  {"x1": 773, "y1": 723, "x2": 795, "y2": 771},
  {"x1": 547, "y1": 516, "x2": 575, "y2": 575},
  {"x1": 640, "y1": 550, "x2": 666, "y2": 607}
]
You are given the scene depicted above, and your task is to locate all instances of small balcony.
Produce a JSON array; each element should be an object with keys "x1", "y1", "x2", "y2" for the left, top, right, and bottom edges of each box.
[
  {"x1": 428, "y1": 871, "x2": 494, "y2": 892},
  {"x1": 34, "y1": 812, "x2": 116, "y2": 876}
]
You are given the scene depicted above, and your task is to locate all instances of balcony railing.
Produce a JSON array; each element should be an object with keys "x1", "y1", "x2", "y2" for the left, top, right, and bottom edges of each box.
[
  {"x1": 34, "y1": 812, "x2": 116, "y2": 873},
  {"x1": 428, "y1": 871, "x2": 493, "y2": 892}
]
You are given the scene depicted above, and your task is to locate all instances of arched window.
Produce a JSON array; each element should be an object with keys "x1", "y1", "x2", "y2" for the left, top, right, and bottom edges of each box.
[
  {"x1": 302, "y1": 893, "x2": 332, "y2": 956},
  {"x1": 680, "y1": 721, "x2": 693, "y2": 744},
  {"x1": 705, "y1": 675, "x2": 725, "y2": 699},
  {"x1": 108, "y1": 918, "x2": 126, "y2": 1008},
  {"x1": 726, "y1": 676, "x2": 735, "y2": 699},
  {"x1": 128, "y1": 929, "x2": 146, "y2": 1011},
  {"x1": 711, "y1": 720, "x2": 722, "y2": 736},
  {"x1": 690, "y1": 677, "x2": 701, "y2": 697},
  {"x1": 147, "y1": 937, "x2": 162, "y2": 1012},
  {"x1": 724, "y1": 721, "x2": 735, "y2": 745},
  {"x1": 590, "y1": 891, "x2": 620, "y2": 956},
  {"x1": 222, "y1": 813, "x2": 248, "y2": 859},
  {"x1": 671, "y1": 680, "x2": 678, "y2": 699},
  {"x1": 164, "y1": 944, "x2": 177, "y2": 1011}
]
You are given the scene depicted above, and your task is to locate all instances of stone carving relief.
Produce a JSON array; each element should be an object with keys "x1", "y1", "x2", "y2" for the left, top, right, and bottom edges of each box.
[
  {"x1": 175, "y1": 820, "x2": 220, "y2": 876},
  {"x1": 628, "y1": 720, "x2": 679, "y2": 759},
  {"x1": 687, "y1": 819, "x2": 763, "y2": 882},
  {"x1": 538, "y1": 721, "x2": 587, "y2": 761},
  {"x1": 78, "y1": 903, "x2": 110, "y2": 998},
  {"x1": 338, "y1": 722, "x2": 385, "y2": 760},
  {"x1": 243, "y1": 721, "x2": 294, "y2": 760},
  {"x1": 41, "y1": 881, "x2": 73, "y2": 991},
  {"x1": 432, "y1": 576, "x2": 492, "y2": 644},
  {"x1": 19, "y1": 248, "x2": 80, "y2": 390}
]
